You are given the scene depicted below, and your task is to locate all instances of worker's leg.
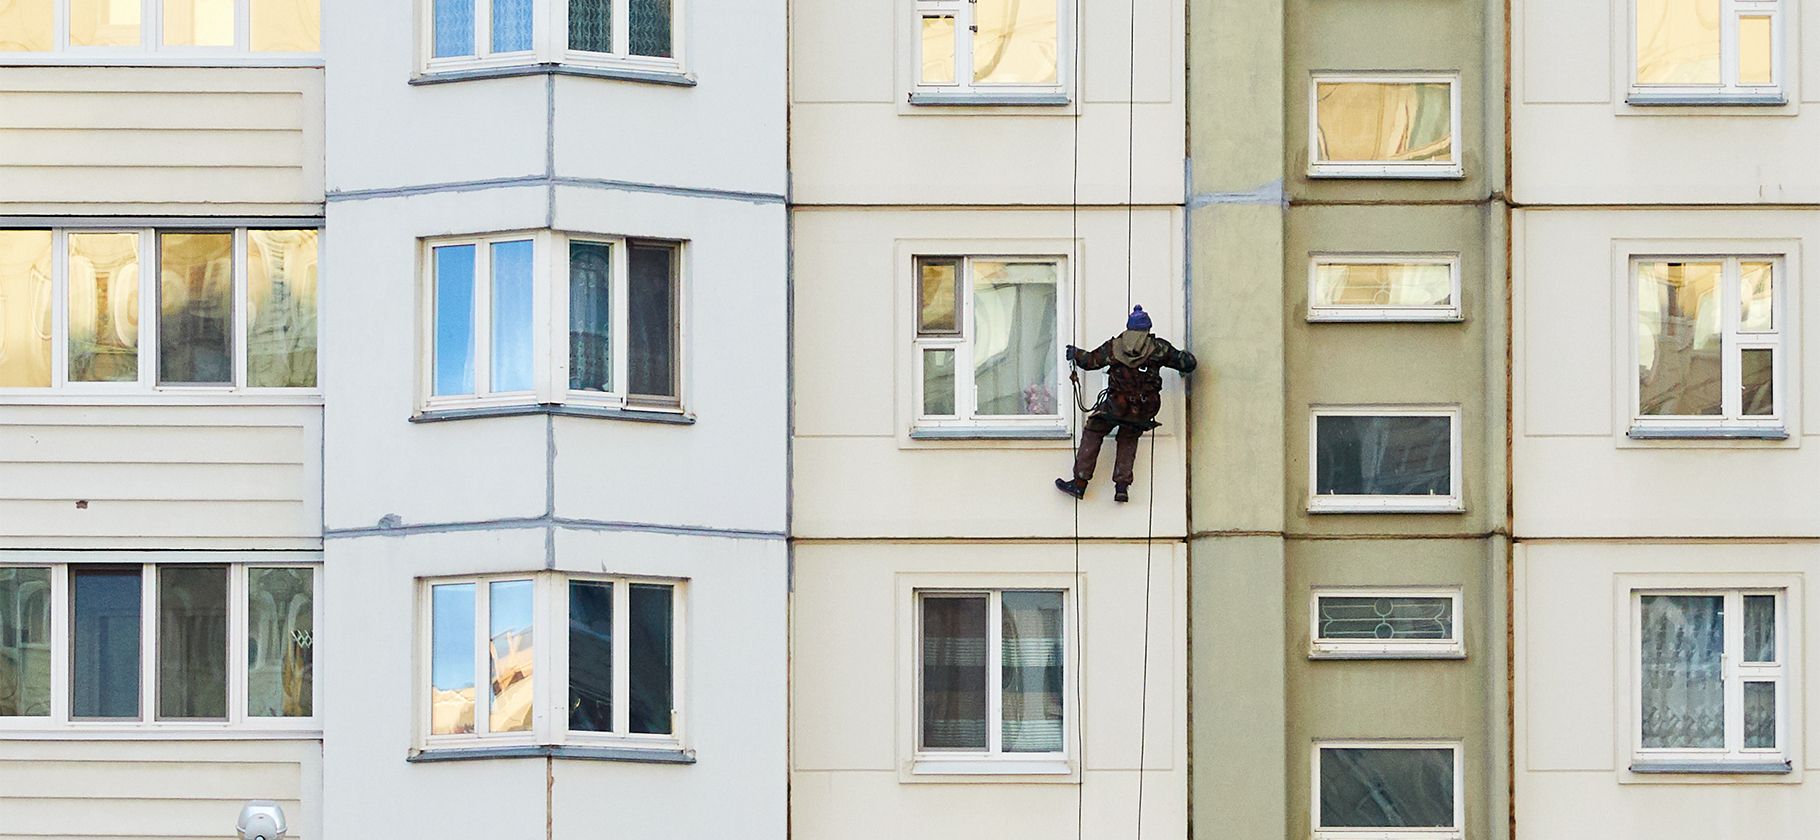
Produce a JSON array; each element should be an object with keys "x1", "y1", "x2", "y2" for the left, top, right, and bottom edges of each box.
[
  {"x1": 1072, "y1": 416, "x2": 1115, "y2": 480},
  {"x1": 1111, "y1": 423, "x2": 1144, "y2": 487}
]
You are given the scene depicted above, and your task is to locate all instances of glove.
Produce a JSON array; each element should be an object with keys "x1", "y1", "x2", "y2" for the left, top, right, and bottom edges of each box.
[{"x1": 1065, "y1": 345, "x2": 1083, "y2": 364}]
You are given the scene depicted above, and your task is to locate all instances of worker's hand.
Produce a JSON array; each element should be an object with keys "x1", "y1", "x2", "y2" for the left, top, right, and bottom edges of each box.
[{"x1": 1064, "y1": 345, "x2": 1083, "y2": 364}]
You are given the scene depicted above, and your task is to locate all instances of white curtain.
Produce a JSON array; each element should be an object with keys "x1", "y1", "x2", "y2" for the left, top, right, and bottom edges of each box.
[{"x1": 1640, "y1": 595, "x2": 1725, "y2": 748}]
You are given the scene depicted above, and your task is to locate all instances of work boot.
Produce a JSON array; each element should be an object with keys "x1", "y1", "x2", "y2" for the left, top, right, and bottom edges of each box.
[
  {"x1": 1055, "y1": 478, "x2": 1087, "y2": 499},
  {"x1": 1114, "y1": 483, "x2": 1130, "y2": 503}
]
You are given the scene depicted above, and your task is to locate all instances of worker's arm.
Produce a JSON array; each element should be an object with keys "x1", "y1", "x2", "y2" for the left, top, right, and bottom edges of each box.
[
  {"x1": 1152, "y1": 338, "x2": 1198, "y2": 374},
  {"x1": 1065, "y1": 338, "x2": 1117, "y2": 371}
]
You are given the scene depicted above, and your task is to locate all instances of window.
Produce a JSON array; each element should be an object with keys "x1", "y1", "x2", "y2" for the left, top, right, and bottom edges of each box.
[
  {"x1": 1309, "y1": 408, "x2": 1462, "y2": 513},
  {"x1": 0, "y1": 228, "x2": 318, "y2": 392},
  {"x1": 425, "y1": 0, "x2": 679, "y2": 73},
  {"x1": 0, "y1": 0, "x2": 319, "y2": 58},
  {"x1": 421, "y1": 573, "x2": 681, "y2": 752},
  {"x1": 1310, "y1": 589, "x2": 1464, "y2": 659},
  {"x1": 1308, "y1": 255, "x2": 1461, "y2": 322},
  {"x1": 1633, "y1": 257, "x2": 1783, "y2": 437},
  {"x1": 912, "y1": 256, "x2": 1064, "y2": 436},
  {"x1": 1309, "y1": 75, "x2": 1462, "y2": 179},
  {"x1": 1632, "y1": 0, "x2": 1780, "y2": 102},
  {"x1": 424, "y1": 232, "x2": 680, "y2": 416},
  {"x1": 912, "y1": 0, "x2": 1064, "y2": 101},
  {"x1": 0, "y1": 563, "x2": 316, "y2": 727},
  {"x1": 1632, "y1": 589, "x2": 1789, "y2": 771},
  {"x1": 1314, "y1": 743, "x2": 1462, "y2": 840},
  {"x1": 915, "y1": 589, "x2": 1068, "y2": 774}
]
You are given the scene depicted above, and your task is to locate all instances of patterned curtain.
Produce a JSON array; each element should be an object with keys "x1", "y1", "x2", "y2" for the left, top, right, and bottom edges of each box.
[
  {"x1": 569, "y1": 0, "x2": 611, "y2": 52},
  {"x1": 1640, "y1": 595, "x2": 1724, "y2": 748},
  {"x1": 1000, "y1": 591, "x2": 1064, "y2": 753},
  {"x1": 491, "y1": 0, "x2": 533, "y2": 52},
  {"x1": 432, "y1": 0, "x2": 474, "y2": 57},
  {"x1": 628, "y1": 0, "x2": 671, "y2": 57}
]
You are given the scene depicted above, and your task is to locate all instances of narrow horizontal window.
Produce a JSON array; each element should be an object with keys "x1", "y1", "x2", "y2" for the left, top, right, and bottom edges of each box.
[
  {"x1": 1310, "y1": 76, "x2": 1462, "y2": 178},
  {"x1": 1310, "y1": 410, "x2": 1462, "y2": 513},
  {"x1": 1311, "y1": 589, "x2": 1464, "y2": 658},
  {"x1": 1316, "y1": 744, "x2": 1461, "y2": 839},
  {"x1": 1309, "y1": 256, "x2": 1460, "y2": 321},
  {"x1": 3, "y1": 0, "x2": 318, "y2": 56}
]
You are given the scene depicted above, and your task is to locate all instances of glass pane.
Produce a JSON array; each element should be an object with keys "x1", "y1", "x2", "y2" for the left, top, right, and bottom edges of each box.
[
  {"x1": 72, "y1": 568, "x2": 141, "y2": 719},
  {"x1": 430, "y1": 583, "x2": 475, "y2": 735},
  {"x1": 1741, "y1": 261, "x2": 1773, "y2": 331},
  {"x1": 0, "y1": 231, "x2": 53, "y2": 388},
  {"x1": 628, "y1": 0, "x2": 670, "y2": 57},
  {"x1": 247, "y1": 568, "x2": 313, "y2": 717},
  {"x1": 1314, "y1": 415, "x2": 1452, "y2": 496},
  {"x1": 628, "y1": 584, "x2": 673, "y2": 735},
  {"x1": 918, "y1": 259, "x2": 959, "y2": 334},
  {"x1": 921, "y1": 16, "x2": 955, "y2": 84},
  {"x1": 488, "y1": 580, "x2": 533, "y2": 733},
  {"x1": 627, "y1": 243, "x2": 675, "y2": 398},
  {"x1": 1744, "y1": 682, "x2": 1776, "y2": 749},
  {"x1": 921, "y1": 595, "x2": 987, "y2": 750},
  {"x1": 569, "y1": 0, "x2": 611, "y2": 52},
  {"x1": 1637, "y1": 0, "x2": 1721, "y2": 84},
  {"x1": 569, "y1": 241, "x2": 612, "y2": 392},
  {"x1": 1638, "y1": 262, "x2": 1722, "y2": 416},
  {"x1": 568, "y1": 581, "x2": 613, "y2": 732},
  {"x1": 1317, "y1": 596, "x2": 1453, "y2": 640},
  {"x1": 163, "y1": 0, "x2": 233, "y2": 45},
  {"x1": 0, "y1": 567, "x2": 51, "y2": 716},
  {"x1": 70, "y1": 0, "x2": 142, "y2": 46},
  {"x1": 1313, "y1": 263, "x2": 1452, "y2": 308},
  {"x1": 1315, "y1": 82, "x2": 1453, "y2": 164},
  {"x1": 1739, "y1": 17, "x2": 1773, "y2": 85},
  {"x1": 432, "y1": 245, "x2": 476, "y2": 396},
  {"x1": 1744, "y1": 594, "x2": 1775, "y2": 662},
  {"x1": 68, "y1": 233, "x2": 140, "y2": 383},
  {"x1": 973, "y1": 0, "x2": 1056, "y2": 84},
  {"x1": 492, "y1": 0, "x2": 532, "y2": 52},
  {"x1": 1741, "y1": 348, "x2": 1774, "y2": 417},
  {"x1": 246, "y1": 230, "x2": 319, "y2": 388},
  {"x1": 1319, "y1": 748, "x2": 1455, "y2": 828},
  {"x1": 922, "y1": 348, "x2": 956, "y2": 416},
  {"x1": 432, "y1": 0, "x2": 474, "y2": 57},
  {"x1": 157, "y1": 565, "x2": 227, "y2": 719},
  {"x1": 490, "y1": 240, "x2": 534, "y2": 393},
  {"x1": 1640, "y1": 594, "x2": 1724, "y2": 748},
  {"x1": 972, "y1": 261, "x2": 1057, "y2": 416},
  {"x1": 158, "y1": 232, "x2": 234, "y2": 385},
  {"x1": 250, "y1": 0, "x2": 319, "y2": 50},
  {"x1": 1001, "y1": 591, "x2": 1063, "y2": 753},
  {"x1": 0, "y1": 0, "x2": 52, "y2": 51}
]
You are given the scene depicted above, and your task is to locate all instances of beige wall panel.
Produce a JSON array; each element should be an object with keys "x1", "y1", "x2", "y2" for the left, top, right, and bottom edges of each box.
[
  {"x1": 0, "y1": 405, "x2": 321, "y2": 548},
  {"x1": 1517, "y1": 439, "x2": 1820, "y2": 537},
  {"x1": 792, "y1": 769, "x2": 1184, "y2": 840},
  {"x1": 1519, "y1": 770, "x2": 1820, "y2": 840},
  {"x1": 1513, "y1": 106, "x2": 1819, "y2": 204},
  {"x1": 1517, "y1": 210, "x2": 1612, "y2": 437},
  {"x1": 1517, "y1": 0, "x2": 1610, "y2": 103},
  {"x1": 1080, "y1": 0, "x2": 1179, "y2": 104},
  {"x1": 1518, "y1": 545, "x2": 1617, "y2": 770},
  {"x1": 0, "y1": 739, "x2": 319, "y2": 840},
  {"x1": 0, "y1": 68, "x2": 323, "y2": 213},
  {"x1": 789, "y1": 0, "x2": 894, "y2": 103}
]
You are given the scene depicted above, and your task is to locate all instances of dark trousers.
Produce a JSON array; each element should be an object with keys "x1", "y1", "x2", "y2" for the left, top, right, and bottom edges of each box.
[{"x1": 1072, "y1": 415, "x2": 1146, "y2": 486}]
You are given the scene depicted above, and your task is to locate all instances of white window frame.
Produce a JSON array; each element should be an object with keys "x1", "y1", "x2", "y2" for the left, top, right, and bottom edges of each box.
[
  {"x1": 1309, "y1": 588, "x2": 1465, "y2": 660},
  {"x1": 1307, "y1": 406, "x2": 1463, "y2": 514},
  {"x1": 1307, "y1": 254, "x2": 1462, "y2": 322},
  {"x1": 420, "y1": 0, "x2": 686, "y2": 76},
  {"x1": 1629, "y1": 587, "x2": 1791, "y2": 773},
  {"x1": 1627, "y1": 0, "x2": 1783, "y2": 103},
  {"x1": 420, "y1": 230, "x2": 686, "y2": 417},
  {"x1": 908, "y1": 0, "x2": 1070, "y2": 102},
  {"x1": 415, "y1": 572, "x2": 686, "y2": 754},
  {"x1": 910, "y1": 587, "x2": 1074, "y2": 776},
  {"x1": 1307, "y1": 73, "x2": 1463, "y2": 180},
  {"x1": 0, "y1": 0, "x2": 321, "y2": 66},
  {"x1": 910, "y1": 254, "x2": 1070, "y2": 437},
  {"x1": 1629, "y1": 255, "x2": 1785, "y2": 437},
  {"x1": 0, "y1": 560, "x2": 320, "y2": 736},
  {"x1": 0, "y1": 227, "x2": 322, "y2": 401},
  {"x1": 1312, "y1": 741, "x2": 1464, "y2": 840}
]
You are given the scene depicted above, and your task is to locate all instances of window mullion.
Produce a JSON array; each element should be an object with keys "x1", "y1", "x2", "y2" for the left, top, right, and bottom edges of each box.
[
  {"x1": 612, "y1": 243, "x2": 630, "y2": 400},
  {"x1": 477, "y1": 0, "x2": 493, "y2": 58},
  {"x1": 534, "y1": 573, "x2": 554, "y2": 742},
  {"x1": 613, "y1": 578, "x2": 631, "y2": 736},
  {"x1": 139, "y1": 564, "x2": 155, "y2": 722},
  {"x1": 1721, "y1": 0, "x2": 1739, "y2": 90},
  {"x1": 49, "y1": 565, "x2": 69, "y2": 724},
  {"x1": 227, "y1": 564, "x2": 247, "y2": 725},
  {"x1": 1722, "y1": 260, "x2": 1742, "y2": 419},
  {"x1": 50, "y1": 230, "x2": 68, "y2": 388},
  {"x1": 138, "y1": 230, "x2": 156, "y2": 389},
  {"x1": 1725, "y1": 591, "x2": 1743, "y2": 755},
  {"x1": 474, "y1": 578, "x2": 491, "y2": 737},
  {"x1": 535, "y1": 232, "x2": 558, "y2": 404},
  {"x1": 988, "y1": 590, "x2": 1003, "y2": 758},
  {"x1": 233, "y1": 229, "x2": 249, "y2": 388},
  {"x1": 612, "y1": 0, "x2": 629, "y2": 58}
]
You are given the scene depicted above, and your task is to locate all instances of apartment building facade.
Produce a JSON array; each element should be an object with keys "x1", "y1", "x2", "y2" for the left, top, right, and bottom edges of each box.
[
  {"x1": 1513, "y1": 0, "x2": 1820, "y2": 836},
  {"x1": 1188, "y1": 0, "x2": 1510, "y2": 838},
  {"x1": 786, "y1": 0, "x2": 1190, "y2": 836}
]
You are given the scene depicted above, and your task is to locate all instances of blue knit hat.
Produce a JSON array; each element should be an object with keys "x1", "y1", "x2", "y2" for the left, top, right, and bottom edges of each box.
[{"x1": 1127, "y1": 305, "x2": 1152, "y2": 331}]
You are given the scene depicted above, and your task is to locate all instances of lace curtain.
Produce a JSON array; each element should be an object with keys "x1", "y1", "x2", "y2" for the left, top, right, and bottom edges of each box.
[{"x1": 1640, "y1": 595, "x2": 1725, "y2": 748}]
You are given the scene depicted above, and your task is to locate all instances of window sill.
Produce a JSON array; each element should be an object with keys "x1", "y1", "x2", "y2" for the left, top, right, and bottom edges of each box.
[
  {"x1": 1630, "y1": 760, "x2": 1791, "y2": 775},
  {"x1": 1306, "y1": 310, "x2": 1464, "y2": 323},
  {"x1": 1309, "y1": 645, "x2": 1466, "y2": 660},
  {"x1": 910, "y1": 426, "x2": 1072, "y2": 441},
  {"x1": 409, "y1": 744, "x2": 695, "y2": 764},
  {"x1": 1627, "y1": 426, "x2": 1788, "y2": 441},
  {"x1": 0, "y1": 391, "x2": 323, "y2": 407},
  {"x1": 1307, "y1": 499, "x2": 1465, "y2": 514},
  {"x1": 0, "y1": 727, "x2": 322, "y2": 741},
  {"x1": 908, "y1": 92, "x2": 1071, "y2": 107},
  {"x1": 412, "y1": 403, "x2": 695, "y2": 425},
  {"x1": 1307, "y1": 166, "x2": 1464, "y2": 180},
  {"x1": 911, "y1": 758, "x2": 1072, "y2": 776},
  {"x1": 412, "y1": 62, "x2": 695, "y2": 88},
  {"x1": 0, "y1": 55, "x2": 323, "y2": 68},
  {"x1": 1626, "y1": 93, "x2": 1787, "y2": 107},
  {"x1": 1314, "y1": 831, "x2": 1462, "y2": 840}
]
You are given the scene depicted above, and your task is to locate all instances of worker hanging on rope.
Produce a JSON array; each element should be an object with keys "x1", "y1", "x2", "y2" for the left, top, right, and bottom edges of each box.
[{"x1": 1055, "y1": 305, "x2": 1197, "y2": 503}]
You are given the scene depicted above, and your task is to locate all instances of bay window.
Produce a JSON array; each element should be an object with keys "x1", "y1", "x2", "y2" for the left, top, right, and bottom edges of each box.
[
  {"x1": 0, "y1": 0, "x2": 319, "y2": 57},
  {"x1": 425, "y1": 0, "x2": 680, "y2": 74},
  {"x1": 0, "y1": 562, "x2": 316, "y2": 728},
  {"x1": 912, "y1": 255, "x2": 1064, "y2": 437},
  {"x1": 1632, "y1": 257, "x2": 1784, "y2": 437},
  {"x1": 0, "y1": 228, "x2": 319, "y2": 393}
]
